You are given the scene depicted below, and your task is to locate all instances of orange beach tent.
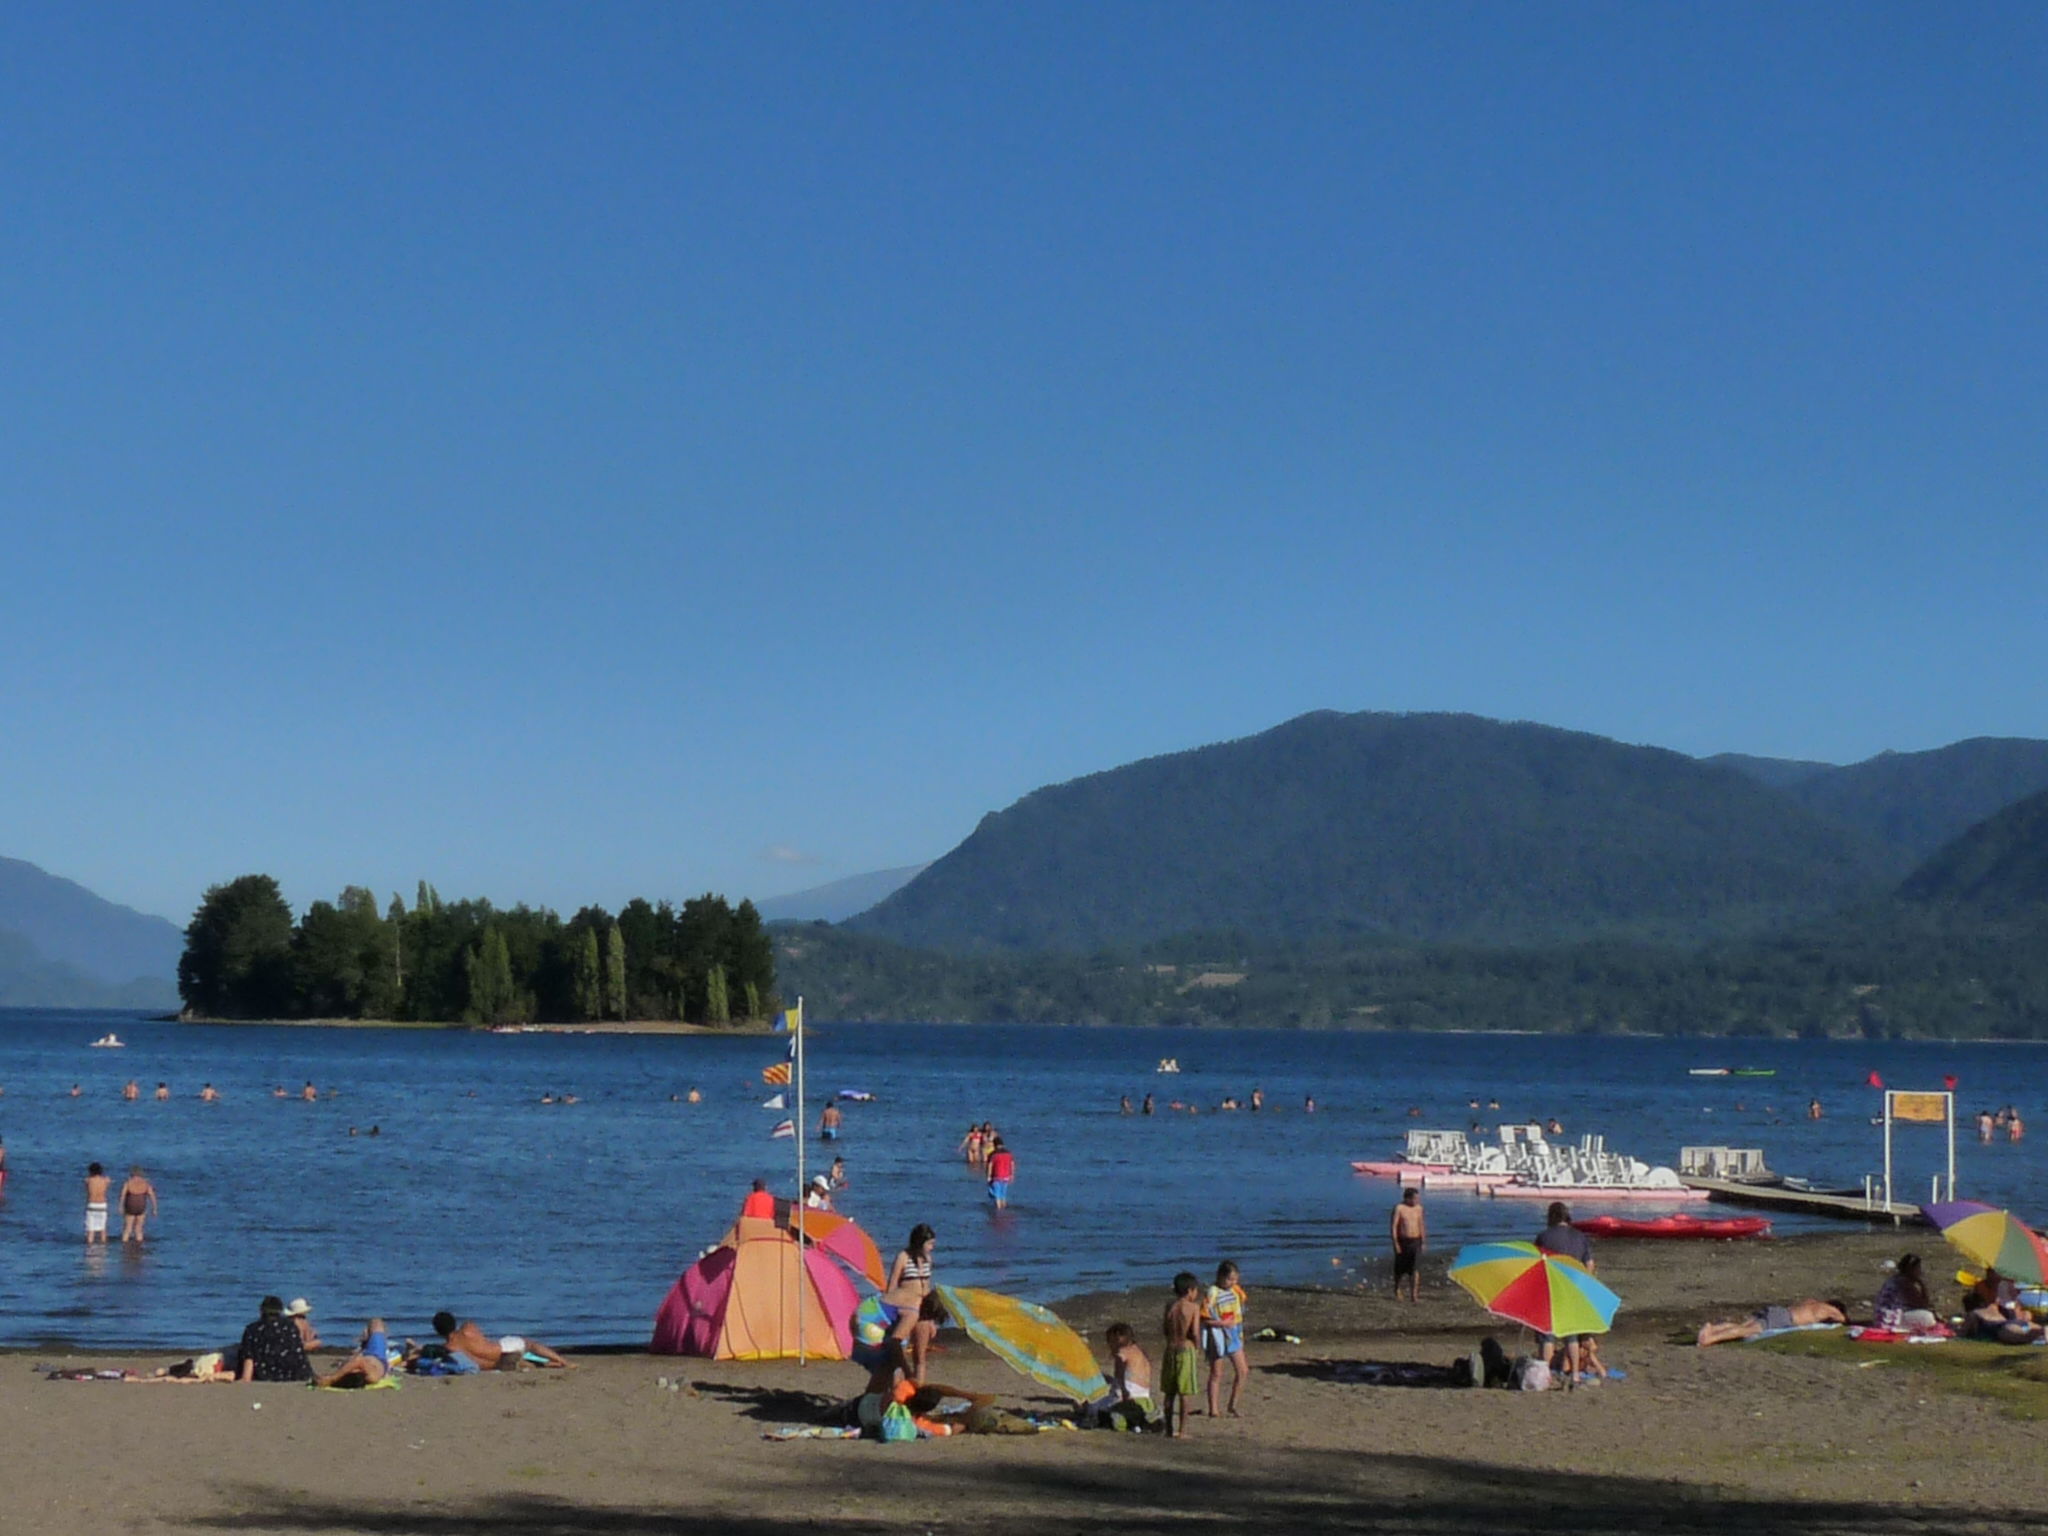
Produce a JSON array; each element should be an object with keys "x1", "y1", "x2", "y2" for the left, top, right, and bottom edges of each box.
[{"x1": 650, "y1": 1212, "x2": 859, "y2": 1359}]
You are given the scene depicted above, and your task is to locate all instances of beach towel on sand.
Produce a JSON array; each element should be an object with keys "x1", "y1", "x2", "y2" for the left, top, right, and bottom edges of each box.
[{"x1": 1743, "y1": 1323, "x2": 1843, "y2": 1343}]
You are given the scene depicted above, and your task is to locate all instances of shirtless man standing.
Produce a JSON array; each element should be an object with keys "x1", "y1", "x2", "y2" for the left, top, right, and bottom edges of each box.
[
  {"x1": 1390, "y1": 1188, "x2": 1426, "y2": 1302},
  {"x1": 431, "y1": 1311, "x2": 574, "y2": 1370},
  {"x1": 119, "y1": 1166, "x2": 158, "y2": 1242},
  {"x1": 84, "y1": 1162, "x2": 111, "y2": 1244}
]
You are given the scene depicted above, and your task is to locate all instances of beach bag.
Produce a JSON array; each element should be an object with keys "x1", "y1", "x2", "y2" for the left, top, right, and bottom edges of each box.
[
  {"x1": 880, "y1": 1401, "x2": 918, "y2": 1442},
  {"x1": 1514, "y1": 1357, "x2": 1552, "y2": 1392}
]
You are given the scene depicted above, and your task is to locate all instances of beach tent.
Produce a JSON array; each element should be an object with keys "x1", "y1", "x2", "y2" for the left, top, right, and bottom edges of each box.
[{"x1": 651, "y1": 1213, "x2": 859, "y2": 1359}]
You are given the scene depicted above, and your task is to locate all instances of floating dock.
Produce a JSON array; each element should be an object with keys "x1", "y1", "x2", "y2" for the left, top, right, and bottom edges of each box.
[{"x1": 1680, "y1": 1176, "x2": 1926, "y2": 1225}]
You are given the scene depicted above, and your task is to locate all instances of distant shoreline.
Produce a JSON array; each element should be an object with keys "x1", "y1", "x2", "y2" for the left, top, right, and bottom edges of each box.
[{"x1": 176, "y1": 1015, "x2": 777, "y2": 1036}]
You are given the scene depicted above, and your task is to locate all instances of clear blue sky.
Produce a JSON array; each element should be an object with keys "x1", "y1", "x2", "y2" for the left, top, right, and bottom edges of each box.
[{"x1": 3, "y1": 5, "x2": 2044, "y2": 925}]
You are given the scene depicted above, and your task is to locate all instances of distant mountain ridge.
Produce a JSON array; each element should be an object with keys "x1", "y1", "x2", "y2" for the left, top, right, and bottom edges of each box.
[
  {"x1": 756, "y1": 864, "x2": 929, "y2": 924},
  {"x1": 1785, "y1": 739, "x2": 2048, "y2": 871},
  {"x1": 850, "y1": 711, "x2": 1891, "y2": 953},
  {"x1": 1898, "y1": 787, "x2": 2048, "y2": 914},
  {"x1": 0, "y1": 856, "x2": 183, "y2": 991}
]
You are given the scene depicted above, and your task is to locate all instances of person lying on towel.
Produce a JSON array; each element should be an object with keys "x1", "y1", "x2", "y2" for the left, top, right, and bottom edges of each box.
[
  {"x1": 432, "y1": 1311, "x2": 575, "y2": 1370},
  {"x1": 1696, "y1": 1298, "x2": 1847, "y2": 1347}
]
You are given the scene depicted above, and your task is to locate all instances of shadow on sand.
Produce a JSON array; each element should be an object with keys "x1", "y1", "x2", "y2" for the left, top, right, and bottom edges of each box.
[{"x1": 180, "y1": 1445, "x2": 2048, "y2": 1535}]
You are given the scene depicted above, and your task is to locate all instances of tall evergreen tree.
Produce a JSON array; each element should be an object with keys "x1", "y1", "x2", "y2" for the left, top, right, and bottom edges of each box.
[
  {"x1": 604, "y1": 921, "x2": 628, "y2": 1021},
  {"x1": 575, "y1": 927, "x2": 603, "y2": 1021},
  {"x1": 464, "y1": 926, "x2": 518, "y2": 1024}
]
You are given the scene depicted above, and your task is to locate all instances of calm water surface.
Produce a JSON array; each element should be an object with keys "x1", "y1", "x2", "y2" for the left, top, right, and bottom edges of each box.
[{"x1": 2, "y1": 1008, "x2": 2042, "y2": 1348}]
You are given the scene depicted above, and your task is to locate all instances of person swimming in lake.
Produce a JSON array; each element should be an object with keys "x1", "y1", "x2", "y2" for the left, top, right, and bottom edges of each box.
[
  {"x1": 829, "y1": 1156, "x2": 847, "y2": 1189},
  {"x1": 960, "y1": 1125, "x2": 983, "y2": 1165},
  {"x1": 818, "y1": 1102, "x2": 843, "y2": 1141},
  {"x1": 1119, "y1": 1095, "x2": 1132, "y2": 1115},
  {"x1": 122, "y1": 1080, "x2": 139, "y2": 1102},
  {"x1": 199, "y1": 1083, "x2": 219, "y2": 1102},
  {"x1": 301, "y1": 1081, "x2": 317, "y2": 1102},
  {"x1": 1142, "y1": 1093, "x2": 1155, "y2": 1115}
]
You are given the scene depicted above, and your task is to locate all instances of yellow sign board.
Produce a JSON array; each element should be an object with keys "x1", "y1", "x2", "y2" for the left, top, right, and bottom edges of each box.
[{"x1": 1891, "y1": 1092, "x2": 1948, "y2": 1124}]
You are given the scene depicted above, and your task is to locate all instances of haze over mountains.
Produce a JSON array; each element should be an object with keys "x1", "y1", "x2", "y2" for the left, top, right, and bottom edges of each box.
[
  {"x1": 849, "y1": 713, "x2": 2048, "y2": 955},
  {"x1": 0, "y1": 857, "x2": 182, "y2": 1007}
]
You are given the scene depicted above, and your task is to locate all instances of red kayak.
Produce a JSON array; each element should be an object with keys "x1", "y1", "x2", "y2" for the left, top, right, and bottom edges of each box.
[{"x1": 1571, "y1": 1213, "x2": 1772, "y2": 1240}]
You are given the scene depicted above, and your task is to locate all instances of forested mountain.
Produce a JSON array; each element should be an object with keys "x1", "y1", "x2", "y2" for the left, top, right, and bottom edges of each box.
[
  {"x1": 1701, "y1": 753, "x2": 1838, "y2": 790},
  {"x1": 0, "y1": 856, "x2": 182, "y2": 986},
  {"x1": 1783, "y1": 738, "x2": 2048, "y2": 871},
  {"x1": 779, "y1": 909, "x2": 2048, "y2": 1039},
  {"x1": 849, "y1": 712, "x2": 1890, "y2": 953},
  {"x1": 1898, "y1": 788, "x2": 2048, "y2": 914},
  {"x1": 757, "y1": 864, "x2": 928, "y2": 923}
]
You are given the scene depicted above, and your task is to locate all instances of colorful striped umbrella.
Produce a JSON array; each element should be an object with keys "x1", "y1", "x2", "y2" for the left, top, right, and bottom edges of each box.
[
  {"x1": 1922, "y1": 1201, "x2": 2048, "y2": 1287},
  {"x1": 933, "y1": 1283, "x2": 1108, "y2": 1402},
  {"x1": 1448, "y1": 1241, "x2": 1622, "y2": 1336},
  {"x1": 786, "y1": 1209, "x2": 887, "y2": 1289}
]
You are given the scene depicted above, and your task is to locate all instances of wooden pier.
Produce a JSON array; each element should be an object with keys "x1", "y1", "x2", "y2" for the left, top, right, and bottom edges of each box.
[{"x1": 1681, "y1": 1176, "x2": 1926, "y2": 1225}]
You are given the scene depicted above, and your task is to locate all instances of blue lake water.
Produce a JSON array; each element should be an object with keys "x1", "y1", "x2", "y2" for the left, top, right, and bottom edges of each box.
[{"x1": 1, "y1": 1007, "x2": 2043, "y2": 1349}]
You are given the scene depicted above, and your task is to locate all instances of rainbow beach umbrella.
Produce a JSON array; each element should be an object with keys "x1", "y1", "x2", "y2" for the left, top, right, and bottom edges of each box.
[
  {"x1": 1448, "y1": 1241, "x2": 1622, "y2": 1336},
  {"x1": 1922, "y1": 1201, "x2": 2048, "y2": 1287}
]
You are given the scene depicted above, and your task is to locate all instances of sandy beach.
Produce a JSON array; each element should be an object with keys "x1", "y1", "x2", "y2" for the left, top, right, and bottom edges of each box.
[{"x1": 13, "y1": 1230, "x2": 2048, "y2": 1535}]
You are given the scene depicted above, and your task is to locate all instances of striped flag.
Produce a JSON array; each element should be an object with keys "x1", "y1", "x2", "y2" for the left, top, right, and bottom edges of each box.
[
  {"x1": 761, "y1": 1094, "x2": 785, "y2": 1111},
  {"x1": 769, "y1": 1119, "x2": 795, "y2": 1139},
  {"x1": 763, "y1": 1061, "x2": 792, "y2": 1086}
]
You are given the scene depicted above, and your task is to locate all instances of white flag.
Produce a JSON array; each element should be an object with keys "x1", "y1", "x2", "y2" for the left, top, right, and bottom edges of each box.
[
  {"x1": 769, "y1": 1119, "x2": 795, "y2": 1139},
  {"x1": 761, "y1": 1094, "x2": 785, "y2": 1110}
]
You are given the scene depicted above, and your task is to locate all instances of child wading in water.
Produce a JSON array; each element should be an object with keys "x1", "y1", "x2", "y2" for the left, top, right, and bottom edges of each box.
[
  {"x1": 1161, "y1": 1272, "x2": 1203, "y2": 1437},
  {"x1": 1202, "y1": 1260, "x2": 1249, "y2": 1419}
]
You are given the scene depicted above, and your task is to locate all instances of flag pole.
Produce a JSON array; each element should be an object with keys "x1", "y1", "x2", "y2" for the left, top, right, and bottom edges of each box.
[{"x1": 795, "y1": 994, "x2": 806, "y2": 1366}]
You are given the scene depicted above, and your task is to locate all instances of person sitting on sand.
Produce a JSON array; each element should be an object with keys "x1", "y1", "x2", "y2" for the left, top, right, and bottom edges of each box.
[
  {"x1": 1873, "y1": 1254, "x2": 1939, "y2": 1333},
  {"x1": 1962, "y1": 1270, "x2": 2043, "y2": 1344},
  {"x1": 865, "y1": 1291, "x2": 948, "y2": 1393},
  {"x1": 1696, "y1": 1298, "x2": 1847, "y2": 1347},
  {"x1": 285, "y1": 1298, "x2": 322, "y2": 1351},
  {"x1": 315, "y1": 1318, "x2": 393, "y2": 1388},
  {"x1": 1088, "y1": 1322, "x2": 1153, "y2": 1430},
  {"x1": 432, "y1": 1311, "x2": 575, "y2": 1370},
  {"x1": 238, "y1": 1296, "x2": 314, "y2": 1382}
]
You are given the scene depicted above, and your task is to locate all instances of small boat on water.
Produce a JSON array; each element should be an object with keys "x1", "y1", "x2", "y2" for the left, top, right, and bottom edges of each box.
[
  {"x1": 1572, "y1": 1213, "x2": 1772, "y2": 1240},
  {"x1": 1689, "y1": 1067, "x2": 1775, "y2": 1078},
  {"x1": 88, "y1": 1034, "x2": 125, "y2": 1049},
  {"x1": 1155, "y1": 1058, "x2": 1181, "y2": 1074},
  {"x1": 1688, "y1": 1067, "x2": 1731, "y2": 1076}
]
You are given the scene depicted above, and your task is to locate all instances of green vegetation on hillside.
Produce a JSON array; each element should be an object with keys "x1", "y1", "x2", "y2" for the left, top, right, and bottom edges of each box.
[
  {"x1": 1899, "y1": 788, "x2": 2048, "y2": 914},
  {"x1": 179, "y1": 875, "x2": 776, "y2": 1025},
  {"x1": 780, "y1": 905, "x2": 2048, "y2": 1039},
  {"x1": 853, "y1": 711, "x2": 1890, "y2": 953},
  {"x1": 1785, "y1": 738, "x2": 2048, "y2": 871}
]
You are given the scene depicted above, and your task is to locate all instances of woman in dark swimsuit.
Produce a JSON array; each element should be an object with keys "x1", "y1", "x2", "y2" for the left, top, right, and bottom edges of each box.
[{"x1": 119, "y1": 1166, "x2": 158, "y2": 1243}]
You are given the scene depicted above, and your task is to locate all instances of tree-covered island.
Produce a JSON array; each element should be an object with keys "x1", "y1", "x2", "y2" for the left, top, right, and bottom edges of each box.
[{"x1": 178, "y1": 876, "x2": 776, "y2": 1026}]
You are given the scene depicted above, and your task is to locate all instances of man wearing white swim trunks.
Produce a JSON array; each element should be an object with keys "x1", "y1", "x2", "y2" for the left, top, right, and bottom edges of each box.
[
  {"x1": 431, "y1": 1312, "x2": 575, "y2": 1370},
  {"x1": 84, "y1": 1162, "x2": 110, "y2": 1245}
]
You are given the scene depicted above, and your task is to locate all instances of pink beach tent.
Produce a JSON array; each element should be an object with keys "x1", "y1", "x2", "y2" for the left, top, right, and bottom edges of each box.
[{"x1": 651, "y1": 1212, "x2": 860, "y2": 1359}]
